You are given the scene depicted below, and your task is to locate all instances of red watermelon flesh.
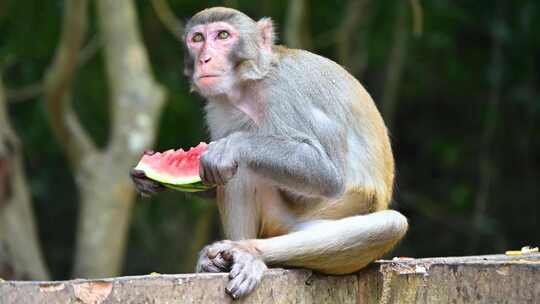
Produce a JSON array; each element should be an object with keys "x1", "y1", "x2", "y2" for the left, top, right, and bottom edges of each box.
[{"x1": 134, "y1": 142, "x2": 210, "y2": 189}]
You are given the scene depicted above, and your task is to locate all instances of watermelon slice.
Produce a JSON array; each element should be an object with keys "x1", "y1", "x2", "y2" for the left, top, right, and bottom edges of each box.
[{"x1": 134, "y1": 142, "x2": 213, "y2": 192}]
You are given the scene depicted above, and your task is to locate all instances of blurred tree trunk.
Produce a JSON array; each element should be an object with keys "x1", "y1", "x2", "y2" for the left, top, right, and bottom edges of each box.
[
  {"x1": 44, "y1": 0, "x2": 166, "y2": 278},
  {"x1": 284, "y1": 0, "x2": 312, "y2": 49},
  {"x1": 381, "y1": 1, "x2": 409, "y2": 130},
  {"x1": 469, "y1": 2, "x2": 504, "y2": 252},
  {"x1": 223, "y1": 0, "x2": 238, "y2": 9},
  {"x1": 181, "y1": 198, "x2": 214, "y2": 272},
  {"x1": 0, "y1": 75, "x2": 49, "y2": 280},
  {"x1": 336, "y1": 0, "x2": 372, "y2": 77},
  {"x1": 151, "y1": 0, "x2": 184, "y2": 39},
  {"x1": 257, "y1": 0, "x2": 273, "y2": 16}
]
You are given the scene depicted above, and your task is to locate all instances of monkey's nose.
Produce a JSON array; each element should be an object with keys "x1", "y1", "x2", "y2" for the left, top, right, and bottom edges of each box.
[{"x1": 200, "y1": 55, "x2": 212, "y2": 64}]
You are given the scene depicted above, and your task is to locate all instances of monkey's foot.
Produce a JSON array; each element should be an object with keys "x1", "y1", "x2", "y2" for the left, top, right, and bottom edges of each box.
[
  {"x1": 195, "y1": 242, "x2": 231, "y2": 273},
  {"x1": 224, "y1": 244, "x2": 267, "y2": 299},
  {"x1": 196, "y1": 240, "x2": 267, "y2": 299}
]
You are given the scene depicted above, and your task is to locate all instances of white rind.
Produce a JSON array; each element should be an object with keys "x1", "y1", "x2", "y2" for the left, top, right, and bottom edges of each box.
[{"x1": 134, "y1": 161, "x2": 201, "y2": 185}]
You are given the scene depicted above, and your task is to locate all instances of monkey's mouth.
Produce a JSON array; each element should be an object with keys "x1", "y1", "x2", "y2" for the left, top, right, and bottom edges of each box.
[
  {"x1": 196, "y1": 74, "x2": 222, "y2": 87},
  {"x1": 197, "y1": 74, "x2": 221, "y2": 80}
]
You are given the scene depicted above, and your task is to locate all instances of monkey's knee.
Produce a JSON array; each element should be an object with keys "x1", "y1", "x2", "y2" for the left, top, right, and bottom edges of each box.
[
  {"x1": 320, "y1": 211, "x2": 407, "y2": 274},
  {"x1": 362, "y1": 210, "x2": 408, "y2": 265},
  {"x1": 377, "y1": 209, "x2": 408, "y2": 244}
]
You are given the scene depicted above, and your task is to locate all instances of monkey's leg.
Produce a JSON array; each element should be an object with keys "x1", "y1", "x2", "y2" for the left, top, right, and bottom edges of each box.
[
  {"x1": 256, "y1": 210, "x2": 408, "y2": 274},
  {"x1": 195, "y1": 169, "x2": 264, "y2": 277},
  {"x1": 205, "y1": 210, "x2": 407, "y2": 299},
  {"x1": 216, "y1": 169, "x2": 260, "y2": 240}
]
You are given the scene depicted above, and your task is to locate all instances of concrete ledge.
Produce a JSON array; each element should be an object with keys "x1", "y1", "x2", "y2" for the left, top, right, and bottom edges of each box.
[{"x1": 1, "y1": 254, "x2": 538, "y2": 303}]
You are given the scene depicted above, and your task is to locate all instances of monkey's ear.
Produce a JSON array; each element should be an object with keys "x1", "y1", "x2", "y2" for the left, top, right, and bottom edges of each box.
[{"x1": 257, "y1": 17, "x2": 275, "y2": 52}]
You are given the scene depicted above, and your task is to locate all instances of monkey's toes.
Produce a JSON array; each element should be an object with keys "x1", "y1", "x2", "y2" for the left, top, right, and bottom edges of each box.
[
  {"x1": 195, "y1": 242, "x2": 232, "y2": 273},
  {"x1": 195, "y1": 256, "x2": 226, "y2": 273},
  {"x1": 225, "y1": 252, "x2": 267, "y2": 299}
]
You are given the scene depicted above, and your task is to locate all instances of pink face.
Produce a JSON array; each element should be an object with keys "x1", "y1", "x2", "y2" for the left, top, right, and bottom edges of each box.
[{"x1": 186, "y1": 22, "x2": 240, "y2": 94}]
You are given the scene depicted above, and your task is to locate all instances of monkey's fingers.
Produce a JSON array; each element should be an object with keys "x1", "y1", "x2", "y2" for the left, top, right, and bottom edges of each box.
[
  {"x1": 143, "y1": 150, "x2": 156, "y2": 156},
  {"x1": 214, "y1": 160, "x2": 238, "y2": 185},
  {"x1": 211, "y1": 254, "x2": 230, "y2": 270},
  {"x1": 225, "y1": 249, "x2": 267, "y2": 299},
  {"x1": 200, "y1": 146, "x2": 214, "y2": 185},
  {"x1": 228, "y1": 277, "x2": 258, "y2": 300},
  {"x1": 199, "y1": 157, "x2": 216, "y2": 185},
  {"x1": 131, "y1": 170, "x2": 166, "y2": 197},
  {"x1": 199, "y1": 161, "x2": 207, "y2": 184},
  {"x1": 228, "y1": 259, "x2": 245, "y2": 279},
  {"x1": 226, "y1": 260, "x2": 266, "y2": 299},
  {"x1": 196, "y1": 242, "x2": 233, "y2": 273},
  {"x1": 195, "y1": 256, "x2": 223, "y2": 273},
  {"x1": 130, "y1": 169, "x2": 147, "y2": 179},
  {"x1": 135, "y1": 181, "x2": 165, "y2": 198}
]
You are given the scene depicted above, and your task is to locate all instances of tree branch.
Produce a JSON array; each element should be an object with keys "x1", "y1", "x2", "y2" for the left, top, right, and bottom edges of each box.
[
  {"x1": 182, "y1": 199, "x2": 215, "y2": 272},
  {"x1": 78, "y1": 35, "x2": 101, "y2": 66},
  {"x1": 381, "y1": 1, "x2": 409, "y2": 130},
  {"x1": 4, "y1": 83, "x2": 42, "y2": 103},
  {"x1": 6, "y1": 36, "x2": 99, "y2": 103},
  {"x1": 284, "y1": 0, "x2": 312, "y2": 49},
  {"x1": 97, "y1": 0, "x2": 166, "y2": 164},
  {"x1": 150, "y1": 0, "x2": 184, "y2": 40},
  {"x1": 312, "y1": 30, "x2": 337, "y2": 48},
  {"x1": 43, "y1": 0, "x2": 96, "y2": 167},
  {"x1": 409, "y1": 0, "x2": 423, "y2": 37},
  {"x1": 71, "y1": 0, "x2": 167, "y2": 278},
  {"x1": 223, "y1": 0, "x2": 239, "y2": 8},
  {"x1": 0, "y1": 75, "x2": 50, "y2": 280},
  {"x1": 469, "y1": 2, "x2": 504, "y2": 252},
  {"x1": 0, "y1": 77, "x2": 16, "y2": 150},
  {"x1": 336, "y1": 0, "x2": 372, "y2": 76}
]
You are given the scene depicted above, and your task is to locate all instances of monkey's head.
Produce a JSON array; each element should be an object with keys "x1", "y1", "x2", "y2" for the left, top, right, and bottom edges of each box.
[{"x1": 184, "y1": 7, "x2": 276, "y2": 97}]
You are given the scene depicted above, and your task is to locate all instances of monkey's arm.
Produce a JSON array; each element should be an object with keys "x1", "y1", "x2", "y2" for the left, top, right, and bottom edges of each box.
[
  {"x1": 242, "y1": 134, "x2": 344, "y2": 198},
  {"x1": 200, "y1": 131, "x2": 345, "y2": 198}
]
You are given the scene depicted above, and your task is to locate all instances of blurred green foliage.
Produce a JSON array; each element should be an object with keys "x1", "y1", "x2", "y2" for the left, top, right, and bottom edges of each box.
[{"x1": 1, "y1": 0, "x2": 538, "y2": 279}]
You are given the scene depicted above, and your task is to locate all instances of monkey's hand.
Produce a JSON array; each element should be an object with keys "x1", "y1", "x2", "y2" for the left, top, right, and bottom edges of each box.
[
  {"x1": 130, "y1": 154, "x2": 166, "y2": 197},
  {"x1": 199, "y1": 133, "x2": 244, "y2": 185},
  {"x1": 196, "y1": 240, "x2": 267, "y2": 300}
]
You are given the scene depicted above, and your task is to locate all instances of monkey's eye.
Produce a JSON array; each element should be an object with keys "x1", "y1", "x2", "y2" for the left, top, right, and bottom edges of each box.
[
  {"x1": 217, "y1": 30, "x2": 230, "y2": 40},
  {"x1": 191, "y1": 33, "x2": 204, "y2": 43}
]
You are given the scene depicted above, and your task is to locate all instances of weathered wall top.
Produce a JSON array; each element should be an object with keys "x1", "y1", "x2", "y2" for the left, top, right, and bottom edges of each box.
[{"x1": 1, "y1": 253, "x2": 539, "y2": 303}]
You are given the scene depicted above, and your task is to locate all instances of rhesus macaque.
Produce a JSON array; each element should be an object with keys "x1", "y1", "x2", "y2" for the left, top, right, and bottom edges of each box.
[{"x1": 132, "y1": 7, "x2": 408, "y2": 299}]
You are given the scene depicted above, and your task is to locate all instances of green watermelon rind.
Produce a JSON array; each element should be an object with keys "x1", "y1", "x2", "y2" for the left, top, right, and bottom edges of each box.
[
  {"x1": 163, "y1": 182, "x2": 212, "y2": 192},
  {"x1": 134, "y1": 161, "x2": 207, "y2": 188},
  {"x1": 164, "y1": 180, "x2": 210, "y2": 189}
]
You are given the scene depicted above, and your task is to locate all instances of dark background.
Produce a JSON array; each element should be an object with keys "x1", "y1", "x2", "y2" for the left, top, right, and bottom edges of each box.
[{"x1": 0, "y1": 0, "x2": 538, "y2": 279}]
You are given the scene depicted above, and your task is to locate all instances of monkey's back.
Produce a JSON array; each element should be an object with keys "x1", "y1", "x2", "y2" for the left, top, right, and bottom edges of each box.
[{"x1": 267, "y1": 46, "x2": 395, "y2": 216}]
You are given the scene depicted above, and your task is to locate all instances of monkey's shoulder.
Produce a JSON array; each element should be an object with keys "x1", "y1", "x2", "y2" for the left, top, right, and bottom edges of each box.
[
  {"x1": 267, "y1": 46, "x2": 369, "y2": 111},
  {"x1": 271, "y1": 46, "x2": 360, "y2": 88}
]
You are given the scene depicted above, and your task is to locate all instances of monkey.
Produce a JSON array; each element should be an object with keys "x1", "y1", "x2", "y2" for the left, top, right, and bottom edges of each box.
[{"x1": 131, "y1": 7, "x2": 408, "y2": 300}]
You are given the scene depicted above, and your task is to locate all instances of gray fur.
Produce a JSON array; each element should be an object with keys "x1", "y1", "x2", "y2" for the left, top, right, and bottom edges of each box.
[
  {"x1": 203, "y1": 49, "x2": 363, "y2": 198},
  {"x1": 185, "y1": 7, "x2": 251, "y2": 30}
]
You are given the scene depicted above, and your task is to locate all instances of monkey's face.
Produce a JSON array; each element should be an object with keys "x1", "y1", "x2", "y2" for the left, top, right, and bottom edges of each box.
[{"x1": 185, "y1": 22, "x2": 240, "y2": 97}]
